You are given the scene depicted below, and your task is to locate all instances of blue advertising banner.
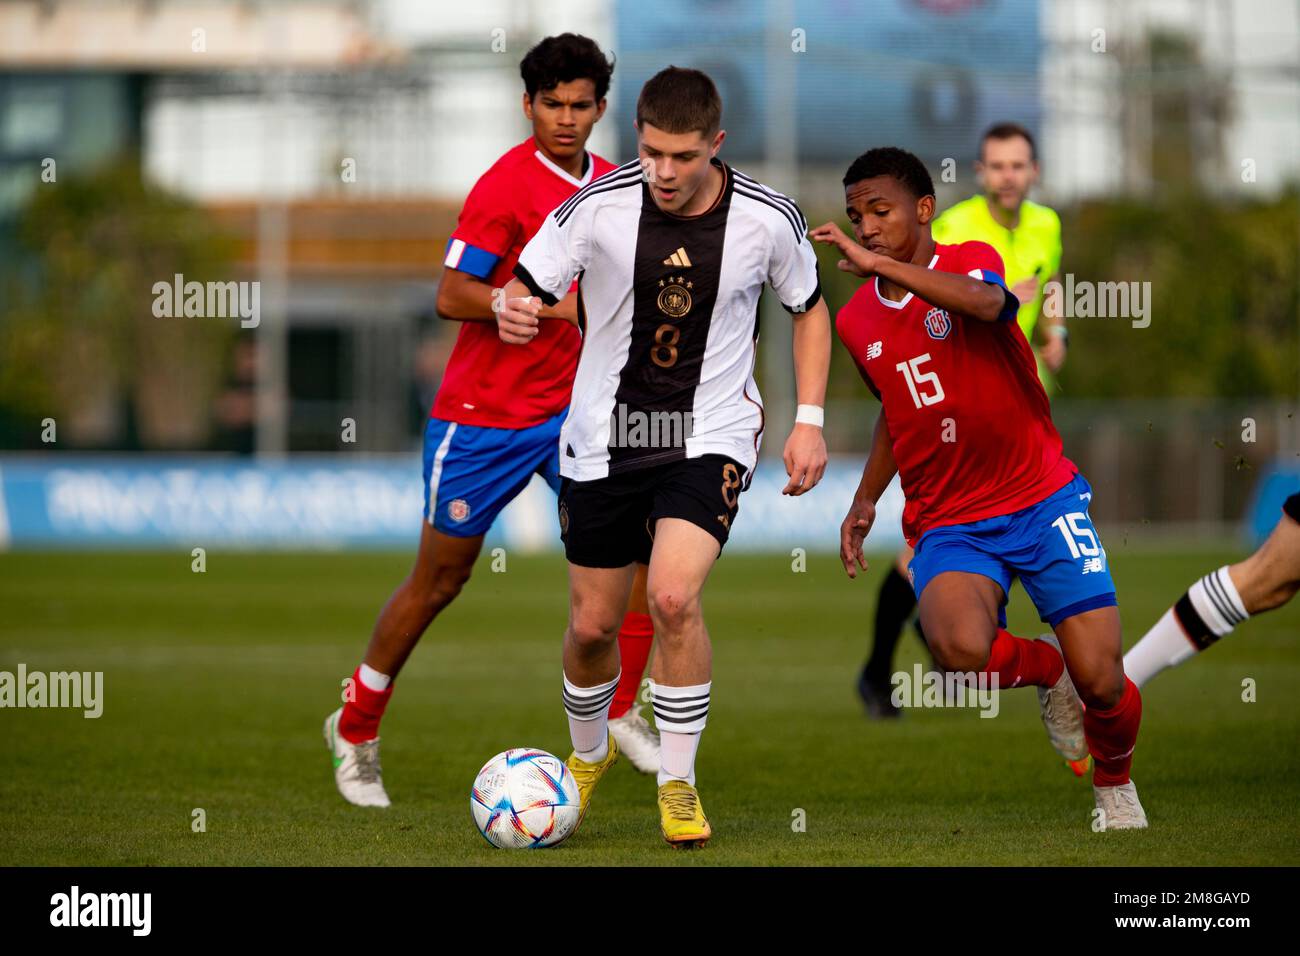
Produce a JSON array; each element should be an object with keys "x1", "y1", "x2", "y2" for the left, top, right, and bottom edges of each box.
[{"x1": 0, "y1": 456, "x2": 907, "y2": 553}]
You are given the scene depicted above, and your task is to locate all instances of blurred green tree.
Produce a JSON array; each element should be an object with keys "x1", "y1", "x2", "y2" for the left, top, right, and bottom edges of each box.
[{"x1": 1, "y1": 157, "x2": 237, "y2": 449}]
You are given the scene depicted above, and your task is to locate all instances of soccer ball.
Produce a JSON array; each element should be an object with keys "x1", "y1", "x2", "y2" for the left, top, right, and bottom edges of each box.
[{"x1": 470, "y1": 748, "x2": 581, "y2": 849}]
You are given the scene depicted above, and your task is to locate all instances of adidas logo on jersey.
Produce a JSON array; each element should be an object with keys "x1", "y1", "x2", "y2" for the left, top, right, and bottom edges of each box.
[{"x1": 663, "y1": 247, "x2": 692, "y2": 268}]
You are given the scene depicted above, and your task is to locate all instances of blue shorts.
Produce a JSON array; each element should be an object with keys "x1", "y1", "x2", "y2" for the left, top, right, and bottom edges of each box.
[
  {"x1": 422, "y1": 410, "x2": 566, "y2": 537},
  {"x1": 908, "y1": 473, "x2": 1118, "y2": 628}
]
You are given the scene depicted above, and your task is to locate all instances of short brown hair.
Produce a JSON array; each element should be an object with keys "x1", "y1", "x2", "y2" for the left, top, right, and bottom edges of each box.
[
  {"x1": 636, "y1": 66, "x2": 722, "y2": 138},
  {"x1": 980, "y1": 121, "x2": 1037, "y2": 162}
]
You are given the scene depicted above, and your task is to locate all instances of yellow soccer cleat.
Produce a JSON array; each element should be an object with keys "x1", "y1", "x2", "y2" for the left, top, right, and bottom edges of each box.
[
  {"x1": 1067, "y1": 755, "x2": 1092, "y2": 777},
  {"x1": 565, "y1": 734, "x2": 619, "y2": 830},
  {"x1": 657, "y1": 780, "x2": 711, "y2": 849}
]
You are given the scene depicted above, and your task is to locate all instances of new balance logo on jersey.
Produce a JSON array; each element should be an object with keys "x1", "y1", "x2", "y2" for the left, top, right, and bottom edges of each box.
[
  {"x1": 662, "y1": 247, "x2": 692, "y2": 268},
  {"x1": 866, "y1": 340, "x2": 883, "y2": 360},
  {"x1": 924, "y1": 308, "x2": 952, "y2": 340}
]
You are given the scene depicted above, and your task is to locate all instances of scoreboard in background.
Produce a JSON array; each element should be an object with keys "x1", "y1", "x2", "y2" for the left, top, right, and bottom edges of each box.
[{"x1": 613, "y1": 0, "x2": 1041, "y2": 165}]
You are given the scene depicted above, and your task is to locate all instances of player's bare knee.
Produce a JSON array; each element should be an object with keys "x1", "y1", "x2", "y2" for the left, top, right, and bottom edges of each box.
[
  {"x1": 419, "y1": 561, "x2": 473, "y2": 614},
  {"x1": 940, "y1": 645, "x2": 987, "y2": 674},
  {"x1": 927, "y1": 631, "x2": 987, "y2": 674},
  {"x1": 567, "y1": 615, "x2": 620, "y2": 655},
  {"x1": 647, "y1": 585, "x2": 700, "y2": 635},
  {"x1": 1074, "y1": 667, "x2": 1124, "y2": 710}
]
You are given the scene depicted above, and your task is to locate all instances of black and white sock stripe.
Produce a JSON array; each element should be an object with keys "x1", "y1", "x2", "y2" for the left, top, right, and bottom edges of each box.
[
  {"x1": 1179, "y1": 566, "x2": 1247, "y2": 649},
  {"x1": 1203, "y1": 568, "x2": 1246, "y2": 627},
  {"x1": 652, "y1": 682, "x2": 711, "y2": 734},
  {"x1": 562, "y1": 672, "x2": 620, "y2": 721}
]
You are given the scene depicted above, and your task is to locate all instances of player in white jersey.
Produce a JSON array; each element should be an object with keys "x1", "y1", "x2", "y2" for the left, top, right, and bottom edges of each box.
[{"x1": 498, "y1": 67, "x2": 831, "y2": 847}]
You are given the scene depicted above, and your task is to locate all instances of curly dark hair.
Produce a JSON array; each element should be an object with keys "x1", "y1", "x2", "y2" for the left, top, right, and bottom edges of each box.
[
  {"x1": 842, "y1": 147, "x2": 935, "y2": 200},
  {"x1": 520, "y1": 33, "x2": 615, "y2": 101}
]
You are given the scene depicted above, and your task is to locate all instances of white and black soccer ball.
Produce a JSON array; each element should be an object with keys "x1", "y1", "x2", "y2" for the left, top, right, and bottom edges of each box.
[{"x1": 470, "y1": 748, "x2": 581, "y2": 849}]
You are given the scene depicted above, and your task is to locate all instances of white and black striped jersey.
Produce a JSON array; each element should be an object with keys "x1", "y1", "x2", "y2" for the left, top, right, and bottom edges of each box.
[{"x1": 514, "y1": 158, "x2": 822, "y2": 482}]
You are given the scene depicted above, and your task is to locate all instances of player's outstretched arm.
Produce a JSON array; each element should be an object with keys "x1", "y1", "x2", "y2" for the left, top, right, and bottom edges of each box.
[
  {"x1": 810, "y1": 222, "x2": 1010, "y2": 323},
  {"x1": 873, "y1": 256, "x2": 1009, "y2": 323},
  {"x1": 495, "y1": 278, "x2": 545, "y2": 345},
  {"x1": 783, "y1": 298, "x2": 831, "y2": 496},
  {"x1": 841, "y1": 411, "x2": 898, "y2": 579}
]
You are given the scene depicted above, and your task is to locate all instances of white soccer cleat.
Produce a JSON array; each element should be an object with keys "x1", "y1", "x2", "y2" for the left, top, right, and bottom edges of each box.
[
  {"x1": 324, "y1": 707, "x2": 391, "y2": 808},
  {"x1": 1036, "y1": 634, "x2": 1088, "y2": 763},
  {"x1": 607, "y1": 705, "x2": 661, "y2": 775},
  {"x1": 1093, "y1": 781, "x2": 1148, "y2": 830}
]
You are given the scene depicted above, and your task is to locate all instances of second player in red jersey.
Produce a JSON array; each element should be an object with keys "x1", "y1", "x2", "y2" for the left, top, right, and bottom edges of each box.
[
  {"x1": 835, "y1": 238, "x2": 1076, "y2": 546},
  {"x1": 437, "y1": 138, "x2": 617, "y2": 428},
  {"x1": 325, "y1": 34, "x2": 664, "y2": 810}
]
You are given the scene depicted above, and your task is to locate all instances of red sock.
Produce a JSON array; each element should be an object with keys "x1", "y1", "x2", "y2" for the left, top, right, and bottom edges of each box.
[
  {"x1": 338, "y1": 666, "x2": 394, "y2": 744},
  {"x1": 1086, "y1": 676, "x2": 1142, "y2": 787},
  {"x1": 981, "y1": 628, "x2": 1064, "y2": 689},
  {"x1": 608, "y1": 612, "x2": 654, "y2": 719}
]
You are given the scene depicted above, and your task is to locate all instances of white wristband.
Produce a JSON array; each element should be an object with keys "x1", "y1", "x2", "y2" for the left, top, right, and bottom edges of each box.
[{"x1": 795, "y1": 404, "x2": 824, "y2": 428}]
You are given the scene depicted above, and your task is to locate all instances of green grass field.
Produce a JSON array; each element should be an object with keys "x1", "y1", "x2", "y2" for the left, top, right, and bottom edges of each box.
[{"x1": 1, "y1": 546, "x2": 1297, "y2": 866}]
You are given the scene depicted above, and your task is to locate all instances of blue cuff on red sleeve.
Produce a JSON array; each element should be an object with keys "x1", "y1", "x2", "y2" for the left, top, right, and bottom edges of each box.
[
  {"x1": 443, "y1": 238, "x2": 500, "y2": 280},
  {"x1": 967, "y1": 267, "x2": 1018, "y2": 322}
]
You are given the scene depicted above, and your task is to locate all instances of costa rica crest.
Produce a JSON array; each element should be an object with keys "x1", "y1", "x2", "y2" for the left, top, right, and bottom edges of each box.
[{"x1": 924, "y1": 307, "x2": 951, "y2": 340}]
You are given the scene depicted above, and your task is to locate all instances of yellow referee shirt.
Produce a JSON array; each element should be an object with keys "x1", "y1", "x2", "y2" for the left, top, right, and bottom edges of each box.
[{"x1": 932, "y1": 194, "x2": 1063, "y2": 391}]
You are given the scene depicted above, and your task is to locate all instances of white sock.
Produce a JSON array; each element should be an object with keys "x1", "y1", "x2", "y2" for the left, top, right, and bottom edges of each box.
[
  {"x1": 659, "y1": 731, "x2": 703, "y2": 787},
  {"x1": 651, "y1": 680, "x2": 710, "y2": 786},
  {"x1": 563, "y1": 671, "x2": 620, "y2": 763},
  {"x1": 1124, "y1": 566, "x2": 1248, "y2": 687},
  {"x1": 358, "y1": 663, "x2": 391, "y2": 692}
]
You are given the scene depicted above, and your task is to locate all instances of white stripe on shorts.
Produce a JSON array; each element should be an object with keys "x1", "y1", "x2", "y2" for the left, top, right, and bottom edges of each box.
[{"x1": 426, "y1": 422, "x2": 458, "y2": 523}]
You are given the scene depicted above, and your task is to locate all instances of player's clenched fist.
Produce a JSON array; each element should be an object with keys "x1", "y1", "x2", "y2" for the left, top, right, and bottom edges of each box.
[
  {"x1": 839, "y1": 497, "x2": 876, "y2": 578},
  {"x1": 496, "y1": 293, "x2": 542, "y2": 344},
  {"x1": 782, "y1": 423, "x2": 828, "y2": 496}
]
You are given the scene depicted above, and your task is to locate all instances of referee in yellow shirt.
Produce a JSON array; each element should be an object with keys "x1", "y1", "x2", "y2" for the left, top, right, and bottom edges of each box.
[
  {"x1": 857, "y1": 121, "x2": 1069, "y2": 720},
  {"x1": 933, "y1": 122, "x2": 1066, "y2": 391}
]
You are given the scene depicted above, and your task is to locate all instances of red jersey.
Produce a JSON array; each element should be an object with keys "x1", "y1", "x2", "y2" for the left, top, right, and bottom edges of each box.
[
  {"x1": 835, "y1": 240, "x2": 1077, "y2": 545},
  {"x1": 435, "y1": 139, "x2": 617, "y2": 428}
]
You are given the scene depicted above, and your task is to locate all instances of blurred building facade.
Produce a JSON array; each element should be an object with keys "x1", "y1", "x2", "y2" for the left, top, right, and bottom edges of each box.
[{"x1": 1, "y1": 0, "x2": 1298, "y2": 532}]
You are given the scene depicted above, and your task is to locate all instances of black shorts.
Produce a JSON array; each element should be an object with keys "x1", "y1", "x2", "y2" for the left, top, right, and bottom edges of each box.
[
  {"x1": 1285, "y1": 493, "x2": 1300, "y2": 525},
  {"x1": 558, "y1": 454, "x2": 748, "y2": 568}
]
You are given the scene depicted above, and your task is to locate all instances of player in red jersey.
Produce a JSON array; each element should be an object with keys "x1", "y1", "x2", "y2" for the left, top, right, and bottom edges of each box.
[
  {"x1": 813, "y1": 147, "x2": 1147, "y2": 829},
  {"x1": 324, "y1": 35, "x2": 660, "y2": 808}
]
